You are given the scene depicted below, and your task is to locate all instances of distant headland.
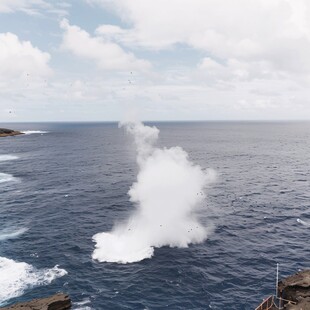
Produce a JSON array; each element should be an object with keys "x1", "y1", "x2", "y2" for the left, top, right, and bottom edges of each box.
[{"x1": 0, "y1": 128, "x2": 24, "y2": 137}]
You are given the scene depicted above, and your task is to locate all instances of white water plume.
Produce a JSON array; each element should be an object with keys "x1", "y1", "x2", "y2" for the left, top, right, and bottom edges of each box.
[{"x1": 92, "y1": 121, "x2": 215, "y2": 264}]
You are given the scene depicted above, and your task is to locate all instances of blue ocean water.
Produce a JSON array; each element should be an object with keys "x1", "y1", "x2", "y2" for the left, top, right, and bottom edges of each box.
[{"x1": 0, "y1": 122, "x2": 309, "y2": 309}]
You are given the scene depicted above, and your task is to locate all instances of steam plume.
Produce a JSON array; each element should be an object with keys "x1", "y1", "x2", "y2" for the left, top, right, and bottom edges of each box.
[{"x1": 92, "y1": 121, "x2": 215, "y2": 263}]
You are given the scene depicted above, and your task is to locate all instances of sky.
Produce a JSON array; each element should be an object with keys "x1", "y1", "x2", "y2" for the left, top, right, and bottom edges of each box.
[{"x1": 1, "y1": 0, "x2": 310, "y2": 122}]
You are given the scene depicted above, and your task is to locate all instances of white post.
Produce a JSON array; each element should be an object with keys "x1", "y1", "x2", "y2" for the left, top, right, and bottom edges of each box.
[{"x1": 276, "y1": 263, "x2": 279, "y2": 298}]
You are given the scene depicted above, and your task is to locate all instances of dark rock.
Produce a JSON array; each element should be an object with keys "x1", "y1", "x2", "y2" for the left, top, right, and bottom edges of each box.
[
  {"x1": 278, "y1": 270, "x2": 310, "y2": 309},
  {"x1": 0, "y1": 128, "x2": 23, "y2": 137},
  {"x1": 255, "y1": 270, "x2": 310, "y2": 309},
  {"x1": 0, "y1": 293, "x2": 71, "y2": 310}
]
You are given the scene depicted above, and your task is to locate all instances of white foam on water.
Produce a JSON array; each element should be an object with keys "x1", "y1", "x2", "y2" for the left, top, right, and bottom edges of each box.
[
  {"x1": 0, "y1": 228, "x2": 29, "y2": 241},
  {"x1": 0, "y1": 173, "x2": 17, "y2": 184},
  {"x1": 0, "y1": 155, "x2": 19, "y2": 162},
  {"x1": 75, "y1": 306, "x2": 93, "y2": 310},
  {"x1": 297, "y1": 218, "x2": 310, "y2": 226},
  {"x1": 74, "y1": 298, "x2": 92, "y2": 310},
  {"x1": 92, "y1": 121, "x2": 216, "y2": 264},
  {"x1": 0, "y1": 257, "x2": 67, "y2": 306},
  {"x1": 21, "y1": 131, "x2": 49, "y2": 135}
]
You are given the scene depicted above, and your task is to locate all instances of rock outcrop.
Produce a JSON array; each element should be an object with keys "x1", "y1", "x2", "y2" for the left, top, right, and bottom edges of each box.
[
  {"x1": 278, "y1": 269, "x2": 310, "y2": 309},
  {"x1": 256, "y1": 270, "x2": 310, "y2": 310},
  {"x1": 0, "y1": 128, "x2": 23, "y2": 137},
  {"x1": 0, "y1": 293, "x2": 71, "y2": 310}
]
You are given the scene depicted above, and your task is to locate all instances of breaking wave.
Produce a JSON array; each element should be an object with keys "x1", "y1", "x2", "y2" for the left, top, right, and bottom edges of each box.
[
  {"x1": 74, "y1": 298, "x2": 93, "y2": 310},
  {"x1": 0, "y1": 173, "x2": 17, "y2": 184},
  {"x1": 0, "y1": 155, "x2": 19, "y2": 162},
  {"x1": 297, "y1": 218, "x2": 310, "y2": 226},
  {"x1": 0, "y1": 228, "x2": 29, "y2": 241},
  {"x1": 0, "y1": 257, "x2": 67, "y2": 306},
  {"x1": 22, "y1": 131, "x2": 49, "y2": 135}
]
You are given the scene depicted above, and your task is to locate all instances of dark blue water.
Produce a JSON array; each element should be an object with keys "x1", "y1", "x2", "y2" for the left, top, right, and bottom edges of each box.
[{"x1": 0, "y1": 122, "x2": 309, "y2": 309}]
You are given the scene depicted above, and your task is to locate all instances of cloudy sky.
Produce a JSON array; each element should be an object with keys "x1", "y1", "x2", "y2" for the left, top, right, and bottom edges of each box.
[{"x1": 1, "y1": 0, "x2": 310, "y2": 122}]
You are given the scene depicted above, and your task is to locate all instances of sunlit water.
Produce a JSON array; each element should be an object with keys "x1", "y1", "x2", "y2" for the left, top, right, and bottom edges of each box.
[{"x1": 0, "y1": 122, "x2": 309, "y2": 309}]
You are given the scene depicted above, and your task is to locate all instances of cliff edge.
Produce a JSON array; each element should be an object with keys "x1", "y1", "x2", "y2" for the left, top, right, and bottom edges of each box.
[
  {"x1": 0, "y1": 293, "x2": 71, "y2": 310},
  {"x1": 278, "y1": 269, "x2": 310, "y2": 309}
]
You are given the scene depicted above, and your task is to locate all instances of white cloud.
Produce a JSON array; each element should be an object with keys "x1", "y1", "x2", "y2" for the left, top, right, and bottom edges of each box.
[
  {"x1": 0, "y1": 0, "x2": 70, "y2": 16},
  {"x1": 197, "y1": 57, "x2": 287, "y2": 83},
  {"x1": 2, "y1": 0, "x2": 310, "y2": 121},
  {"x1": 60, "y1": 19, "x2": 151, "y2": 71},
  {"x1": 89, "y1": 0, "x2": 310, "y2": 77},
  {"x1": 0, "y1": 32, "x2": 51, "y2": 78},
  {"x1": 0, "y1": 0, "x2": 50, "y2": 14}
]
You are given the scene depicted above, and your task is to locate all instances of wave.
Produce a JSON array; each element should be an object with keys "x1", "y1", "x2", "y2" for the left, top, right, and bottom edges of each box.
[
  {"x1": 0, "y1": 228, "x2": 29, "y2": 241},
  {"x1": 22, "y1": 131, "x2": 49, "y2": 135},
  {"x1": 297, "y1": 218, "x2": 310, "y2": 226},
  {"x1": 0, "y1": 257, "x2": 67, "y2": 306},
  {"x1": 0, "y1": 155, "x2": 19, "y2": 162},
  {"x1": 74, "y1": 298, "x2": 92, "y2": 310},
  {"x1": 0, "y1": 173, "x2": 17, "y2": 184}
]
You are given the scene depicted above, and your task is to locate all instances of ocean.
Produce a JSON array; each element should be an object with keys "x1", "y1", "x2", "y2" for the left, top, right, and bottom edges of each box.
[{"x1": 0, "y1": 121, "x2": 309, "y2": 309}]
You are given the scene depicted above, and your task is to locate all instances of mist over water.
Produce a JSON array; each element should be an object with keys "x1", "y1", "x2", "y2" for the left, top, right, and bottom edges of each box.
[{"x1": 92, "y1": 121, "x2": 215, "y2": 263}]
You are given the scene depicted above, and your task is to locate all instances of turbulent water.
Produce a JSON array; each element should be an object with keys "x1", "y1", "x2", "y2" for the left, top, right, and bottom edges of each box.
[{"x1": 0, "y1": 122, "x2": 309, "y2": 309}]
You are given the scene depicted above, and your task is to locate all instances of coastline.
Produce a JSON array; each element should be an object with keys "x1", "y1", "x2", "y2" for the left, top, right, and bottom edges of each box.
[
  {"x1": 0, "y1": 128, "x2": 24, "y2": 138},
  {"x1": 0, "y1": 293, "x2": 71, "y2": 310}
]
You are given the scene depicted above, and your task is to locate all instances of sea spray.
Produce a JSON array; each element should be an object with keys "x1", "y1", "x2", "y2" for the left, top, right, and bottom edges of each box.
[{"x1": 92, "y1": 121, "x2": 216, "y2": 263}]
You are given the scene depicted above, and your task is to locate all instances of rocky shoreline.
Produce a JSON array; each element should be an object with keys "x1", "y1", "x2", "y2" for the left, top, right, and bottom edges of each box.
[
  {"x1": 0, "y1": 270, "x2": 309, "y2": 309},
  {"x1": 0, "y1": 293, "x2": 71, "y2": 310},
  {"x1": 276, "y1": 269, "x2": 310, "y2": 309},
  {"x1": 0, "y1": 128, "x2": 24, "y2": 137},
  {"x1": 256, "y1": 269, "x2": 310, "y2": 310}
]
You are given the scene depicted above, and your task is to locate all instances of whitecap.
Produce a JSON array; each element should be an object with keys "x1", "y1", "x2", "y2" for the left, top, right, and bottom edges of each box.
[
  {"x1": 297, "y1": 218, "x2": 310, "y2": 226},
  {"x1": 0, "y1": 228, "x2": 28, "y2": 241},
  {"x1": 22, "y1": 131, "x2": 49, "y2": 135},
  {"x1": 74, "y1": 298, "x2": 93, "y2": 310},
  {"x1": 0, "y1": 257, "x2": 67, "y2": 306},
  {"x1": 0, "y1": 155, "x2": 19, "y2": 162},
  {"x1": 0, "y1": 173, "x2": 17, "y2": 184}
]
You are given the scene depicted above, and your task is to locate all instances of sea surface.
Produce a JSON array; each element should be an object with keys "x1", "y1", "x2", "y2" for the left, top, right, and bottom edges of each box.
[{"x1": 0, "y1": 121, "x2": 309, "y2": 310}]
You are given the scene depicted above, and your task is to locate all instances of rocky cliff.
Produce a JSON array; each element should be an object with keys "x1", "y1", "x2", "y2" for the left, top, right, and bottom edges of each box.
[
  {"x1": 0, "y1": 293, "x2": 71, "y2": 310},
  {"x1": 0, "y1": 128, "x2": 23, "y2": 137},
  {"x1": 278, "y1": 269, "x2": 310, "y2": 309}
]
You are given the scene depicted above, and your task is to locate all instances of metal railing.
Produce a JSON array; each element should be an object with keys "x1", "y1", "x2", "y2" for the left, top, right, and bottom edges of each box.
[{"x1": 255, "y1": 295, "x2": 274, "y2": 310}]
